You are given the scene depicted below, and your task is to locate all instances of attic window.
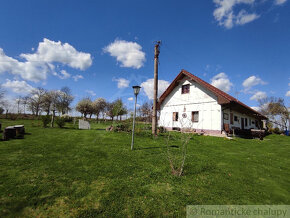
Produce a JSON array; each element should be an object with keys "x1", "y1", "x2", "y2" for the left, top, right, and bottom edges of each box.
[{"x1": 181, "y1": 84, "x2": 190, "y2": 94}]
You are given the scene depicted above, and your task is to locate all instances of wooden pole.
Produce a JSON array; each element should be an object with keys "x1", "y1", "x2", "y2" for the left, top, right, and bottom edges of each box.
[{"x1": 152, "y1": 41, "x2": 160, "y2": 136}]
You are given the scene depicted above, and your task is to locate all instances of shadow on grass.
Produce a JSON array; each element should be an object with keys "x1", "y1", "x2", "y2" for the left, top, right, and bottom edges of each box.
[{"x1": 135, "y1": 145, "x2": 179, "y2": 150}]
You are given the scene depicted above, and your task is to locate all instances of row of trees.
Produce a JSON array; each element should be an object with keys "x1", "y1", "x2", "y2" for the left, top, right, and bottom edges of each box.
[
  {"x1": 75, "y1": 98, "x2": 153, "y2": 121},
  {"x1": 76, "y1": 98, "x2": 128, "y2": 121}
]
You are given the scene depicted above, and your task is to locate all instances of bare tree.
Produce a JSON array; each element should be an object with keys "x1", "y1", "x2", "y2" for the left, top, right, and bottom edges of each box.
[
  {"x1": 28, "y1": 87, "x2": 46, "y2": 116},
  {"x1": 49, "y1": 90, "x2": 61, "y2": 127},
  {"x1": 21, "y1": 96, "x2": 29, "y2": 115},
  {"x1": 140, "y1": 101, "x2": 153, "y2": 123},
  {"x1": 57, "y1": 87, "x2": 74, "y2": 115},
  {"x1": 259, "y1": 97, "x2": 289, "y2": 131}
]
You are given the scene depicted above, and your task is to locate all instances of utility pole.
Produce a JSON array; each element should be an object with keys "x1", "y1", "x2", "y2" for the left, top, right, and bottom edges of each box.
[{"x1": 152, "y1": 41, "x2": 161, "y2": 136}]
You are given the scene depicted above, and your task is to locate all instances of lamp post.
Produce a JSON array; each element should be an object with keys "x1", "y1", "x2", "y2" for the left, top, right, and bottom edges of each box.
[{"x1": 131, "y1": 85, "x2": 141, "y2": 150}]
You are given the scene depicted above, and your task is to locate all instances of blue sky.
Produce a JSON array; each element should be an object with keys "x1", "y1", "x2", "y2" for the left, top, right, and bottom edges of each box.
[{"x1": 0, "y1": 0, "x2": 289, "y2": 112}]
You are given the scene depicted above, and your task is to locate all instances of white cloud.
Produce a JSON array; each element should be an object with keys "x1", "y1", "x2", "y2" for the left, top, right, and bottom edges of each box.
[
  {"x1": 103, "y1": 39, "x2": 146, "y2": 69},
  {"x1": 251, "y1": 106, "x2": 260, "y2": 111},
  {"x1": 141, "y1": 79, "x2": 170, "y2": 100},
  {"x1": 54, "y1": 70, "x2": 71, "y2": 79},
  {"x1": 213, "y1": 0, "x2": 259, "y2": 29},
  {"x1": 85, "y1": 90, "x2": 96, "y2": 96},
  {"x1": 72, "y1": 75, "x2": 84, "y2": 82},
  {"x1": 250, "y1": 91, "x2": 267, "y2": 101},
  {"x1": 21, "y1": 38, "x2": 92, "y2": 70},
  {"x1": 128, "y1": 97, "x2": 134, "y2": 101},
  {"x1": 242, "y1": 75, "x2": 266, "y2": 91},
  {"x1": 210, "y1": 72, "x2": 233, "y2": 92},
  {"x1": 286, "y1": 90, "x2": 290, "y2": 97},
  {"x1": 113, "y1": 78, "x2": 130, "y2": 88},
  {"x1": 2, "y1": 79, "x2": 35, "y2": 94},
  {"x1": 0, "y1": 38, "x2": 92, "y2": 82},
  {"x1": 275, "y1": 0, "x2": 287, "y2": 5}
]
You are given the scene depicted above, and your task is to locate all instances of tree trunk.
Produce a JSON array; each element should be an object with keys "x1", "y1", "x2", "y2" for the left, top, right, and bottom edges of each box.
[{"x1": 51, "y1": 110, "x2": 55, "y2": 127}]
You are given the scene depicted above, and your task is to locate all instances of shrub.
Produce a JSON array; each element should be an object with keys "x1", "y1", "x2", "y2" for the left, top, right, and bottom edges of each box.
[
  {"x1": 61, "y1": 114, "x2": 73, "y2": 122},
  {"x1": 158, "y1": 126, "x2": 167, "y2": 133},
  {"x1": 113, "y1": 122, "x2": 131, "y2": 132},
  {"x1": 55, "y1": 117, "x2": 65, "y2": 128},
  {"x1": 272, "y1": 127, "x2": 281, "y2": 134},
  {"x1": 41, "y1": 115, "x2": 51, "y2": 128},
  {"x1": 0, "y1": 107, "x2": 4, "y2": 115}
]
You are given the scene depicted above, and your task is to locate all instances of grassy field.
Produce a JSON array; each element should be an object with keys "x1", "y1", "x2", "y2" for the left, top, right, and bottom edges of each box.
[{"x1": 0, "y1": 119, "x2": 289, "y2": 217}]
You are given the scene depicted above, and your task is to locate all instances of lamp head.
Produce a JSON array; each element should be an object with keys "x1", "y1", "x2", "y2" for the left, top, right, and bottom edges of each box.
[{"x1": 132, "y1": 85, "x2": 141, "y2": 96}]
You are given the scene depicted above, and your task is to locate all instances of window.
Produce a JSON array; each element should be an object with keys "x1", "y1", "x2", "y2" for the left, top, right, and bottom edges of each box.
[
  {"x1": 234, "y1": 116, "x2": 238, "y2": 122},
  {"x1": 230, "y1": 113, "x2": 233, "y2": 125},
  {"x1": 173, "y1": 112, "x2": 178, "y2": 121},
  {"x1": 223, "y1": 113, "x2": 229, "y2": 120},
  {"x1": 181, "y1": 84, "x2": 190, "y2": 94},
  {"x1": 192, "y1": 111, "x2": 199, "y2": 122},
  {"x1": 245, "y1": 118, "x2": 248, "y2": 127}
]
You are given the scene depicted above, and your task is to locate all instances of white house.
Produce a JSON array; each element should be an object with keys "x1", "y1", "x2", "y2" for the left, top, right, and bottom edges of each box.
[{"x1": 158, "y1": 70, "x2": 267, "y2": 136}]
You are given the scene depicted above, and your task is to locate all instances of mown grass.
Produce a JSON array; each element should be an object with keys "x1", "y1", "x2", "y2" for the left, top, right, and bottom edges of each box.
[{"x1": 0, "y1": 119, "x2": 289, "y2": 217}]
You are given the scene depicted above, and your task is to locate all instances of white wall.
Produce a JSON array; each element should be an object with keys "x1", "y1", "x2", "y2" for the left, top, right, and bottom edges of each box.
[
  {"x1": 222, "y1": 108, "x2": 259, "y2": 129},
  {"x1": 159, "y1": 79, "x2": 222, "y2": 131}
]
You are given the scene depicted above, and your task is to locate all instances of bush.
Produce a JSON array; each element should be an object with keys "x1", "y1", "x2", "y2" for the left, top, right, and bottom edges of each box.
[
  {"x1": 272, "y1": 127, "x2": 281, "y2": 134},
  {"x1": 61, "y1": 114, "x2": 73, "y2": 122},
  {"x1": 113, "y1": 122, "x2": 131, "y2": 132},
  {"x1": 0, "y1": 107, "x2": 4, "y2": 115},
  {"x1": 158, "y1": 126, "x2": 167, "y2": 133},
  {"x1": 41, "y1": 115, "x2": 51, "y2": 128},
  {"x1": 55, "y1": 117, "x2": 65, "y2": 128}
]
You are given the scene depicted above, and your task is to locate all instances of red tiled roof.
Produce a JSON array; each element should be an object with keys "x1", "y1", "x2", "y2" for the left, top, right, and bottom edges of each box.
[{"x1": 158, "y1": 69, "x2": 267, "y2": 119}]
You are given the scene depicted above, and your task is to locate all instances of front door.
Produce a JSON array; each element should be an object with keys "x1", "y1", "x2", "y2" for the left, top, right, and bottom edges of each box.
[{"x1": 241, "y1": 118, "x2": 244, "y2": 130}]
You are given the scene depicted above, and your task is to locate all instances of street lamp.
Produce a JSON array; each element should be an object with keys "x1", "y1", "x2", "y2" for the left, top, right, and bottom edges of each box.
[{"x1": 131, "y1": 85, "x2": 141, "y2": 150}]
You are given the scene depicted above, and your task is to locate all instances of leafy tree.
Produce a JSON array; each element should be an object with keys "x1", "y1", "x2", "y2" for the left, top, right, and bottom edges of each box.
[
  {"x1": 92, "y1": 98, "x2": 107, "y2": 121},
  {"x1": 76, "y1": 98, "x2": 93, "y2": 119},
  {"x1": 106, "y1": 99, "x2": 127, "y2": 121}
]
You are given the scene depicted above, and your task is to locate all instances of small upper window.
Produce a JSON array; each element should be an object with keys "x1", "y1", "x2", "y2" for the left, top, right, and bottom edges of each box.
[
  {"x1": 181, "y1": 84, "x2": 190, "y2": 94},
  {"x1": 234, "y1": 116, "x2": 238, "y2": 122}
]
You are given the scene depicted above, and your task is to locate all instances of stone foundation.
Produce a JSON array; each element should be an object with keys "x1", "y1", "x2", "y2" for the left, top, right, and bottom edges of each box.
[{"x1": 164, "y1": 127, "x2": 226, "y2": 137}]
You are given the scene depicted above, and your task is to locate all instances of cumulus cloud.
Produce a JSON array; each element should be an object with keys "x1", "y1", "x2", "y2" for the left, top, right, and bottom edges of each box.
[
  {"x1": 275, "y1": 0, "x2": 287, "y2": 5},
  {"x1": 86, "y1": 90, "x2": 96, "y2": 96},
  {"x1": 128, "y1": 97, "x2": 134, "y2": 101},
  {"x1": 2, "y1": 79, "x2": 35, "y2": 94},
  {"x1": 103, "y1": 39, "x2": 146, "y2": 69},
  {"x1": 213, "y1": 0, "x2": 259, "y2": 29},
  {"x1": 250, "y1": 91, "x2": 267, "y2": 101},
  {"x1": 242, "y1": 75, "x2": 266, "y2": 91},
  {"x1": 21, "y1": 38, "x2": 92, "y2": 70},
  {"x1": 0, "y1": 38, "x2": 92, "y2": 82},
  {"x1": 113, "y1": 78, "x2": 130, "y2": 88},
  {"x1": 286, "y1": 90, "x2": 290, "y2": 97},
  {"x1": 210, "y1": 72, "x2": 233, "y2": 92},
  {"x1": 141, "y1": 79, "x2": 170, "y2": 100},
  {"x1": 72, "y1": 75, "x2": 84, "y2": 82}
]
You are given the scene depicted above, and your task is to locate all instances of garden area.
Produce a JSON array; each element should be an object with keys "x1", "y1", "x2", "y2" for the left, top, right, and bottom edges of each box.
[{"x1": 0, "y1": 118, "x2": 289, "y2": 217}]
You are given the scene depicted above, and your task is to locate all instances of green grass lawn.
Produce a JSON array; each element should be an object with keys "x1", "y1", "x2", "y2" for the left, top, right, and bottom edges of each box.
[{"x1": 0, "y1": 119, "x2": 289, "y2": 217}]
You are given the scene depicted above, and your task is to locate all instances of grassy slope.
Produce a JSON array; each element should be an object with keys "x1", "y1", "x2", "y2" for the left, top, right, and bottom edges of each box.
[{"x1": 0, "y1": 119, "x2": 289, "y2": 217}]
